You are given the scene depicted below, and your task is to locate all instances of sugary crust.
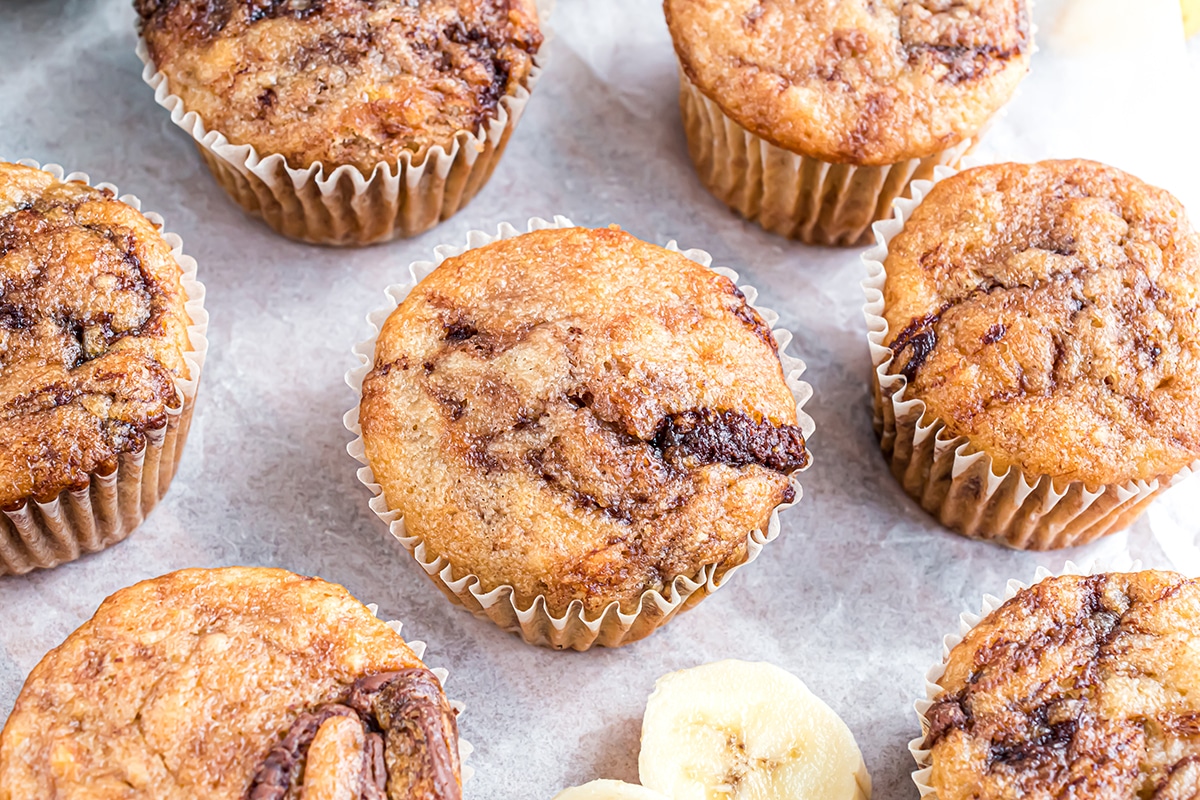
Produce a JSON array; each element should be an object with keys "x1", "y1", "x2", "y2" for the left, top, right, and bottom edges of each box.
[
  {"x1": 359, "y1": 227, "x2": 807, "y2": 616},
  {"x1": 925, "y1": 572, "x2": 1200, "y2": 800},
  {"x1": 137, "y1": 0, "x2": 542, "y2": 173},
  {"x1": 882, "y1": 160, "x2": 1200, "y2": 487},
  {"x1": 0, "y1": 568, "x2": 427, "y2": 800},
  {"x1": 0, "y1": 162, "x2": 193, "y2": 508},
  {"x1": 663, "y1": 0, "x2": 1031, "y2": 165}
]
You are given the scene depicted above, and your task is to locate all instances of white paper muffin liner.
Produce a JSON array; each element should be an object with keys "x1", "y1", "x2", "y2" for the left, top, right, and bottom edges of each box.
[
  {"x1": 861, "y1": 166, "x2": 1200, "y2": 550},
  {"x1": 677, "y1": 72, "x2": 976, "y2": 248},
  {"x1": 344, "y1": 216, "x2": 816, "y2": 650},
  {"x1": 909, "y1": 557, "x2": 1140, "y2": 798},
  {"x1": 0, "y1": 159, "x2": 210, "y2": 576},
  {"x1": 366, "y1": 605, "x2": 474, "y2": 785},
  {"x1": 136, "y1": 29, "x2": 545, "y2": 246}
]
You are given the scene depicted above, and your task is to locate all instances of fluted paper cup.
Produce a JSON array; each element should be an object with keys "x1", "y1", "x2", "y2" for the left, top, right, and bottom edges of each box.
[
  {"x1": 861, "y1": 167, "x2": 1199, "y2": 550},
  {"x1": 345, "y1": 216, "x2": 815, "y2": 650},
  {"x1": 0, "y1": 160, "x2": 210, "y2": 575},
  {"x1": 136, "y1": 27, "x2": 546, "y2": 246}
]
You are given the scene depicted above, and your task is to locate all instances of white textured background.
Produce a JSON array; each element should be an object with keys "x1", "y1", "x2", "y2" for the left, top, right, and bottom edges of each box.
[{"x1": 1, "y1": 1, "x2": 1199, "y2": 797}]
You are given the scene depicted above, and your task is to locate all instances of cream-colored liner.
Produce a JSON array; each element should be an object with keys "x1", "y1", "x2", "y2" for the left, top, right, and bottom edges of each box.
[
  {"x1": 861, "y1": 167, "x2": 1200, "y2": 550},
  {"x1": 0, "y1": 159, "x2": 210, "y2": 576},
  {"x1": 344, "y1": 216, "x2": 815, "y2": 650},
  {"x1": 136, "y1": 39, "x2": 544, "y2": 246},
  {"x1": 909, "y1": 558, "x2": 1138, "y2": 798},
  {"x1": 678, "y1": 73, "x2": 975, "y2": 247},
  {"x1": 367, "y1": 606, "x2": 475, "y2": 785}
]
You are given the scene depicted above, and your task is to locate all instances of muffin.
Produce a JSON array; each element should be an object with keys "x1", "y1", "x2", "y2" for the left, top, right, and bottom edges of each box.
[
  {"x1": 349, "y1": 221, "x2": 813, "y2": 649},
  {"x1": 0, "y1": 567, "x2": 463, "y2": 799},
  {"x1": 663, "y1": 0, "x2": 1032, "y2": 246},
  {"x1": 916, "y1": 571, "x2": 1200, "y2": 800},
  {"x1": 863, "y1": 160, "x2": 1200, "y2": 549},
  {"x1": 135, "y1": 0, "x2": 544, "y2": 245},
  {"x1": 0, "y1": 161, "x2": 207, "y2": 575}
]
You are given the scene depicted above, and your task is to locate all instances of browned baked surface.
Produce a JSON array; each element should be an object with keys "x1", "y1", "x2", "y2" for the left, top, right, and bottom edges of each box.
[
  {"x1": 664, "y1": 0, "x2": 1031, "y2": 165},
  {"x1": 359, "y1": 227, "x2": 808, "y2": 616},
  {"x1": 882, "y1": 160, "x2": 1200, "y2": 487},
  {"x1": 0, "y1": 162, "x2": 193, "y2": 509},
  {"x1": 0, "y1": 567, "x2": 461, "y2": 800},
  {"x1": 136, "y1": 0, "x2": 542, "y2": 173},
  {"x1": 924, "y1": 572, "x2": 1200, "y2": 800}
]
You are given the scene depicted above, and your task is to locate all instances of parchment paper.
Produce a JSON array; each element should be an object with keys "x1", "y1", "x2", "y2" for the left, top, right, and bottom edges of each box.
[{"x1": 1, "y1": 1, "x2": 1199, "y2": 798}]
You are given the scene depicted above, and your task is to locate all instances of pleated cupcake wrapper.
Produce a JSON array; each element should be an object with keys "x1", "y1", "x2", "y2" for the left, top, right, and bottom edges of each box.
[
  {"x1": 909, "y1": 557, "x2": 1139, "y2": 798},
  {"x1": 344, "y1": 216, "x2": 815, "y2": 650},
  {"x1": 678, "y1": 72, "x2": 976, "y2": 247},
  {"x1": 365, "y1": 605, "x2": 475, "y2": 785},
  {"x1": 136, "y1": 41, "x2": 543, "y2": 246},
  {"x1": 0, "y1": 159, "x2": 210, "y2": 576},
  {"x1": 861, "y1": 167, "x2": 1200, "y2": 550}
]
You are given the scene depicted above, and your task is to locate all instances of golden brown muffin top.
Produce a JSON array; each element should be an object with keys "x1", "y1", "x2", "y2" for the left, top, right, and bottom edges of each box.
[
  {"x1": 663, "y1": 0, "x2": 1031, "y2": 165},
  {"x1": 359, "y1": 227, "x2": 808, "y2": 617},
  {"x1": 924, "y1": 572, "x2": 1200, "y2": 800},
  {"x1": 882, "y1": 160, "x2": 1200, "y2": 487},
  {"x1": 0, "y1": 567, "x2": 462, "y2": 800},
  {"x1": 0, "y1": 163, "x2": 194, "y2": 509},
  {"x1": 136, "y1": 0, "x2": 542, "y2": 173}
]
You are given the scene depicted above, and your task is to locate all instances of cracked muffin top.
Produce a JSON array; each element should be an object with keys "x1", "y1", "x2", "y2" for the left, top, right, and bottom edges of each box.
[
  {"x1": 881, "y1": 160, "x2": 1200, "y2": 487},
  {"x1": 663, "y1": 0, "x2": 1031, "y2": 165},
  {"x1": 135, "y1": 0, "x2": 542, "y2": 173},
  {"x1": 0, "y1": 568, "x2": 462, "y2": 800},
  {"x1": 359, "y1": 226, "x2": 809, "y2": 617},
  {"x1": 0, "y1": 162, "x2": 194, "y2": 509},
  {"x1": 923, "y1": 571, "x2": 1200, "y2": 800}
]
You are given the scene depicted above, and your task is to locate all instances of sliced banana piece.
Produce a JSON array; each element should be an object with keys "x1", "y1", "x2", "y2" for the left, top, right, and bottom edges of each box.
[
  {"x1": 639, "y1": 660, "x2": 870, "y2": 800},
  {"x1": 553, "y1": 779, "x2": 672, "y2": 800}
]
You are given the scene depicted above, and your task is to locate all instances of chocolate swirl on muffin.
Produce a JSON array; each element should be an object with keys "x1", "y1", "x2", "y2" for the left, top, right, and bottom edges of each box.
[
  {"x1": 135, "y1": 0, "x2": 542, "y2": 172},
  {"x1": 359, "y1": 227, "x2": 808, "y2": 615},
  {"x1": 0, "y1": 162, "x2": 193, "y2": 508},
  {"x1": 925, "y1": 572, "x2": 1200, "y2": 800},
  {"x1": 247, "y1": 670, "x2": 460, "y2": 800},
  {"x1": 881, "y1": 160, "x2": 1200, "y2": 487}
]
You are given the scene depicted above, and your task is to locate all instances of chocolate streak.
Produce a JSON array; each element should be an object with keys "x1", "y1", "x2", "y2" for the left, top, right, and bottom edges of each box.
[
  {"x1": 245, "y1": 669, "x2": 461, "y2": 800},
  {"x1": 654, "y1": 409, "x2": 810, "y2": 474}
]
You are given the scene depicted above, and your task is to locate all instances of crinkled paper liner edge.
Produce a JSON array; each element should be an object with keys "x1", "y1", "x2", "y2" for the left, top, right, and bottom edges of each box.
[
  {"x1": 677, "y1": 70, "x2": 975, "y2": 247},
  {"x1": 0, "y1": 158, "x2": 210, "y2": 575},
  {"x1": 135, "y1": 31, "x2": 546, "y2": 246},
  {"x1": 343, "y1": 216, "x2": 816, "y2": 650},
  {"x1": 908, "y1": 556, "x2": 1140, "y2": 798},
  {"x1": 365, "y1": 606, "x2": 475, "y2": 785},
  {"x1": 859, "y1": 166, "x2": 1200, "y2": 550}
]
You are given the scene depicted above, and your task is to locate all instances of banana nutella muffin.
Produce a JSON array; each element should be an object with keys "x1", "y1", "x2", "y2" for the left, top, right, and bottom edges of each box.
[
  {"x1": 136, "y1": 0, "x2": 543, "y2": 244},
  {"x1": 920, "y1": 571, "x2": 1200, "y2": 800},
  {"x1": 0, "y1": 161, "x2": 204, "y2": 575},
  {"x1": 355, "y1": 224, "x2": 811, "y2": 648},
  {"x1": 0, "y1": 567, "x2": 462, "y2": 800},
  {"x1": 664, "y1": 0, "x2": 1032, "y2": 245},
  {"x1": 867, "y1": 160, "x2": 1200, "y2": 549}
]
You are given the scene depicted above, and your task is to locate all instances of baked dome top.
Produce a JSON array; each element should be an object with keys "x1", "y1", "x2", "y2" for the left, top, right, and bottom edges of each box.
[
  {"x1": 882, "y1": 160, "x2": 1200, "y2": 487},
  {"x1": 359, "y1": 227, "x2": 809, "y2": 616},
  {"x1": 137, "y1": 0, "x2": 542, "y2": 173},
  {"x1": 924, "y1": 571, "x2": 1200, "y2": 800},
  {"x1": 0, "y1": 162, "x2": 193, "y2": 508},
  {"x1": 663, "y1": 0, "x2": 1031, "y2": 165},
  {"x1": 0, "y1": 568, "x2": 461, "y2": 800}
]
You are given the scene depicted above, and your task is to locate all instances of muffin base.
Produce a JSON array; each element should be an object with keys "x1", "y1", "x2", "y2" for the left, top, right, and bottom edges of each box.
[
  {"x1": 909, "y1": 559, "x2": 1136, "y2": 798},
  {"x1": 136, "y1": 41, "x2": 543, "y2": 246},
  {"x1": 678, "y1": 72, "x2": 975, "y2": 247},
  {"x1": 344, "y1": 217, "x2": 815, "y2": 650},
  {"x1": 861, "y1": 169, "x2": 1200, "y2": 550},
  {"x1": 0, "y1": 160, "x2": 209, "y2": 576}
]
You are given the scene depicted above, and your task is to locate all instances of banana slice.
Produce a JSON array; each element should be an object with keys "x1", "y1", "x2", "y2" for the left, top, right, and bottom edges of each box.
[
  {"x1": 638, "y1": 660, "x2": 870, "y2": 800},
  {"x1": 553, "y1": 779, "x2": 672, "y2": 800}
]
